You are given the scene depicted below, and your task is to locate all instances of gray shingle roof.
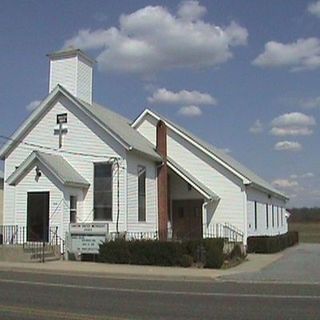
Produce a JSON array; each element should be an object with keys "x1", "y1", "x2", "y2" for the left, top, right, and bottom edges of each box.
[
  {"x1": 79, "y1": 99, "x2": 161, "y2": 161},
  {"x1": 148, "y1": 110, "x2": 287, "y2": 199},
  {"x1": 0, "y1": 85, "x2": 161, "y2": 162},
  {"x1": 6, "y1": 151, "x2": 90, "y2": 188}
]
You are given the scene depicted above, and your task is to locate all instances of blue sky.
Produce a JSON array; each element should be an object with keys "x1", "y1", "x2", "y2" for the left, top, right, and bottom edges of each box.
[{"x1": 1, "y1": 0, "x2": 320, "y2": 207}]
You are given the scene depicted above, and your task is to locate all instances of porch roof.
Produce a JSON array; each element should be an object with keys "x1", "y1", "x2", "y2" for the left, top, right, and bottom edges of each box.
[
  {"x1": 6, "y1": 151, "x2": 90, "y2": 188},
  {"x1": 167, "y1": 158, "x2": 220, "y2": 201}
]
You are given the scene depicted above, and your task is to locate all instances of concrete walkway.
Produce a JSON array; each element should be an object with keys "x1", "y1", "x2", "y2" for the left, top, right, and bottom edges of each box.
[
  {"x1": 0, "y1": 251, "x2": 282, "y2": 281},
  {"x1": 220, "y1": 243, "x2": 320, "y2": 284}
]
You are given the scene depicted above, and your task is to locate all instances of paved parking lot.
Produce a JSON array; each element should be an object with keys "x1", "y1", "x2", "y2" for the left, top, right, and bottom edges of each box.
[{"x1": 221, "y1": 243, "x2": 320, "y2": 283}]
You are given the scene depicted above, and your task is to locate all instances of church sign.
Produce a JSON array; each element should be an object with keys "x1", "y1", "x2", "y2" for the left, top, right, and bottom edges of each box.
[
  {"x1": 67, "y1": 223, "x2": 109, "y2": 255},
  {"x1": 57, "y1": 113, "x2": 67, "y2": 124}
]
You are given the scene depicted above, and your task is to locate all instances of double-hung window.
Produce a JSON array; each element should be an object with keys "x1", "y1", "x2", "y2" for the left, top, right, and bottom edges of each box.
[
  {"x1": 94, "y1": 163, "x2": 112, "y2": 221},
  {"x1": 138, "y1": 166, "x2": 146, "y2": 222},
  {"x1": 254, "y1": 201, "x2": 257, "y2": 230},
  {"x1": 272, "y1": 205, "x2": 275, "y2": 228},
  {"x1": 70, "y1": 196, "x2": 77, "y2": 223}
]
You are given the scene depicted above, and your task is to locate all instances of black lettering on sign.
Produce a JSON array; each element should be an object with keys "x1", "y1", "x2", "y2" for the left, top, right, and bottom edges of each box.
[{"x1": 57, "y1": 113, "x2": 67, "y2": 124}]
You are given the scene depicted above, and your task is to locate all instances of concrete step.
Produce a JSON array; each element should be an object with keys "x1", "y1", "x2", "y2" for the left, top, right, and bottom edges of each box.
[{"x1": 0, "y1": 245, "x2": 61, "y2": 262}]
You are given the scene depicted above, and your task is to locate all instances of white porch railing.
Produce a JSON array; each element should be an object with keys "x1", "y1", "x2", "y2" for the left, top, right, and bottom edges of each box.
[
  {"x1": 204, "y1": 223, "x2": 244, "y2": 243},
  {"x1": 107, "y1": 223, "x2": 244, "y2": 243}
]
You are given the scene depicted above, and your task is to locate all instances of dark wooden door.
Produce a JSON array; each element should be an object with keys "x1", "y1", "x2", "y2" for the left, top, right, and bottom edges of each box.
[
  {"x1": 172, "y1": 199, "x2": 203, "y2": 240},
  {"x1": 27, "y1": 192, "x2": 49, "y2": 242}
]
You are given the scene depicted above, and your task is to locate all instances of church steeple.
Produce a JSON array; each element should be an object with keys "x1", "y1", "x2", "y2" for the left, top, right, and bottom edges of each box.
[{"x1": 47, "y1": 48, "x2": 95, "y2": 105}]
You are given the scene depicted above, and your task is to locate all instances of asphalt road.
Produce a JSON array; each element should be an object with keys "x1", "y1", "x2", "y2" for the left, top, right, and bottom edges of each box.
[{"x1": 0, "y1": 270, "x2": 319, "y2": 320}]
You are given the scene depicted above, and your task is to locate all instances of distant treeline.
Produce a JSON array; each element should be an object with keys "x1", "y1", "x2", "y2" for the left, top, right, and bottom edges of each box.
[{"x1": 288, "y1": 208, "x2": 320, "y2": 223}]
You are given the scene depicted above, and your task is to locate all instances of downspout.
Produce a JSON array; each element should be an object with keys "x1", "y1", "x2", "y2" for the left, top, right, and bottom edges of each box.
[
  {"x1": 202, "y1": 201, "x2": 209, "y2": 238},
  {"x1": 116, "y1": 159, "x2": 120, "y2": 234}
]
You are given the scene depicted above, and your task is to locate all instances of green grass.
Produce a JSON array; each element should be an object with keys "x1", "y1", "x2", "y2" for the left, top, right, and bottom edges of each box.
[{"x1": 289, "y1": 222, "x2": 320, "y2": 243}]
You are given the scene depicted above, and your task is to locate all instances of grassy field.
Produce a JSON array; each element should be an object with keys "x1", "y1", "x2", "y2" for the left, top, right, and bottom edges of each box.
[{"x1": 289, "y1": 222, "x2": 320, "y2": 243}]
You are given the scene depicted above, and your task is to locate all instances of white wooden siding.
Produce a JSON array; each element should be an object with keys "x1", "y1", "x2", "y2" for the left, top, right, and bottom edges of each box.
[
  {"x1": 49, "y1": 56, "x2": 77, "y2": 94},
  {"x1": 135, "y1": 114, "x2": 157, "y2": 146},
  {"x1": 3, "y1": 96, "x2": 127, "y2": 234},
  {"x1": 15, "y1": 163, "x2": 65, "y2": 239},
  {"x1": 126, "y1": 152, "x2": 158, "y2": 233},
  {"x1": 76, "y1": 56, "x2": 93, "y2": 104},
  {"x1": 170, "y1": 171, "x2": 203, "y2": 200},
  {"x1": 247, "y1": 187, "x2": 288, "y2": 236},
  {"x1": 167, "y1": 130, "x2": 246, "y2": 234},
  {"x1": 136, "y1": 118, "x2": 247, "y2": 234},
  {"x1": 0, "y1": 184, "x2": 3, "y2": 225}
]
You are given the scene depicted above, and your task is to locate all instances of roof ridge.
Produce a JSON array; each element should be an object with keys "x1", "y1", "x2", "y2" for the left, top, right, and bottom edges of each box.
[{"x1": 146, "y1": 109, "x2": 287, "y2": 199}]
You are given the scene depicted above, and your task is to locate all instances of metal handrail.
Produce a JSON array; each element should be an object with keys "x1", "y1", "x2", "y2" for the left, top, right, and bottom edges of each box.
[{"x1": 49, "y1": 226, "x2": 65, "y2": 256}]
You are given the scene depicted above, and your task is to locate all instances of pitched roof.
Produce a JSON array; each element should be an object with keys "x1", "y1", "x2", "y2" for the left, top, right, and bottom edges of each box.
[
  {"x1": 6, "y1": 151, "x2": 90, "y2": 188},
  {"x1": 0, "y1": 85, "x2": 161, "y2": 161},
  {"x1": 134, "y1": 109, "x2": 288, "y2": 200},
  {"x1": 79, "y1": 99, "x2": 161, "y2": 161},
  {"x1": 167, "y1": 158, "x2": 220, "y2": 201},
  {"x1": 47, "y1": 48, "x2": 96, "y2": 65}
]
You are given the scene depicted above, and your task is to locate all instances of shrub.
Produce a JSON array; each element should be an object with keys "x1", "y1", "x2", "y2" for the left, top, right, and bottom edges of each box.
[
  {"x1": 98, "y1": 238, "x2": 226, "y2": 269},
  {"x1": 229, "y1": 244, "x2": 243, "y2": 260},
  {"x1": 99, "y1": 239, "x2": 130, "y2": 264},
  {"x1": 182, "y1": 240, "x2": 204, "y2": 263},
  {"x1": 180, "y1": 254, "x2": 193, "y2": 268},
  {"x1": 247, "y1": 231, "x2": 299, "y2": 254},
  {"x1": 202, "y1": 239, "x2": 225, "y2": 269},
  {"x1": 129, "y1": 240, "x2": 183, "y2": 266}
]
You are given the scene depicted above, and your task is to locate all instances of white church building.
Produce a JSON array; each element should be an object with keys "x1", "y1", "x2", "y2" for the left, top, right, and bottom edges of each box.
[{"x1": 0, "y1": 49, "x2": 289, "y2": 246}]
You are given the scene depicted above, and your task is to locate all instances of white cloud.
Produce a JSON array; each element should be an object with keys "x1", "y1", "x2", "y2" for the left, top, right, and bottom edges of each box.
[
  {"x1": 249, "y1": 119, "x2": 263, "y2": 134},
  {"x1": 64, "y1": 2, "x2": 248, "y2": 74},
  {"x1": 272, "y1": 179, "x2": 299, "y2": 189},
  {"x1": 177, "y1": 1, "x2": 207, "y2": 21},
  {"x1": 270, "y1": 127, "x2": 313, "y2": 136},
  {"x1": 311, "y1": 189, "x2": 320, "y2": 196},
  {"x1": 308, "y1": 1, "x2": 320, "y2": 17},
  {"x1": 148, "y1": 88, "x2": 216, "y2": 105},
  {"x1": 271, "y1": 112, "x2": 316, "y2": 127},
  {"x1": 253, "y1": 38, "x2": 320, "y2": 71},
  {"x1": 270, "y1": 112, "x2": 316, "y2": 136},
  {"x1": 217, "y1": 147, "x2": 231, "y2": 154},
  {"x1": 178, "y1": 105, "x2": 202, "y2": 117},
  {"x1": 301, "y1": 172, "x2": 315, "y2": 178},
  {"x1": 299, "y1": 96, "x2": 320, "y2": 109},
  {"x1": 274, "y1": 141, "x2": 302, "y2": 152},
  {"x1": 26, "y1": 100, "x2": 41, "y2": 112}
]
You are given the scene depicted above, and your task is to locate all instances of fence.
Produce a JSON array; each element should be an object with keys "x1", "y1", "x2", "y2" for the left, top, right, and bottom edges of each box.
[
  {"x1": 108, "y1": 223, "x2": 244, "y2": 243},
  {"x1": 0, "y1": 225, "x2": 65, "y2": 255},
  {"x1": 109, "y1": 231, "x2": 159, "y2": 241},
  {"x1": 0, "y1": 222, "x2": 243, "y2": 251},
  {"x1": 204, "y1": 223, "x2": 244, "y2": 243}
]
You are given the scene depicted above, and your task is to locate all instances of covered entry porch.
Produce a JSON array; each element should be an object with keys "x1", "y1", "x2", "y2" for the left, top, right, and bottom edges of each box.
[
  {"x1": 4, "y1": 150, "x2": 90, "y2": 246},
  {"x1": 167, "y1": 159, "x2": 220, "y2": 240}
]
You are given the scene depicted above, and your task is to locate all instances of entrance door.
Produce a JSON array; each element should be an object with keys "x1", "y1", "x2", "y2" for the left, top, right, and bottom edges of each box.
[
  {"x1": 172, "y1": 199, "x2": 203, "y2": 240},
  {"x1": 27, "y1": 192, "x2": 49, "y2": 242}
]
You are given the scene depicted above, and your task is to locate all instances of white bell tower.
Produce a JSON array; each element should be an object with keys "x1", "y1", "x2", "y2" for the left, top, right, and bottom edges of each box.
[{"x1": 48, "y1": 48, "x2": 95, "y2": 105}]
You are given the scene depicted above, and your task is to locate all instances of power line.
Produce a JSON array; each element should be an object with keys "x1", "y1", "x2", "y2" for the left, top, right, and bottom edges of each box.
[{"x1": 0, "y1": 134, "x2": 121, "y2": 160}]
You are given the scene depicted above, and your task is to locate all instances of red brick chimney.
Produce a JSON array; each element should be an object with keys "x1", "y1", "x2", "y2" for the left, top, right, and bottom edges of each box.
[{"x1": 156, "y1": 120, "x2": 168, "y2": 241}]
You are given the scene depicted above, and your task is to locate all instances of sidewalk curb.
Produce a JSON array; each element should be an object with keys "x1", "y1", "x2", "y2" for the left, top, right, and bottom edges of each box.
[
  {"x1": 0, "y1": 264, "x2": 220, "y2": 282},
  {"x1": 0, "y1": 252, "x2": 284, "y2": 282}
]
